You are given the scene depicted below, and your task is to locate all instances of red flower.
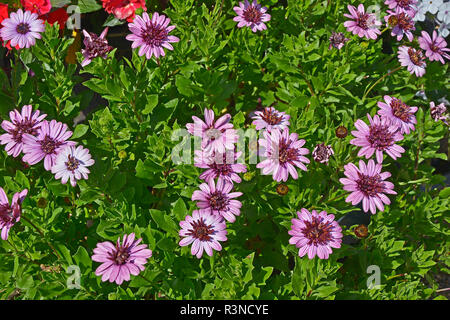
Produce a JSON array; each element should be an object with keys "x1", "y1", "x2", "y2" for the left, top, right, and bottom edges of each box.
[
  {"x1": 101, "y1": 0, "x2": 146, "y2": 22},
  {"x1": 41, "y1": 7, "x2": 69, "y2": 30},
  {"x1": 21, "y1": 0, "x2": 52, "y2": 15}
]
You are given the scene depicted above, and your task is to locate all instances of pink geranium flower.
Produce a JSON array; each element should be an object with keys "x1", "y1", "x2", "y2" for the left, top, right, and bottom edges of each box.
[
  {"x1": 186, "y1": 108, "x2": 239, "y2": 156},
  {"x1": 192, "y1": 179, "x2": 243, "y2": 223},
  {"x1": 418, "y1": 30, "x2": 450, "y2": 64},
  {"x1": 288, "y1": 209, "x2": 342, "y2": 259},
  {"x1": 22, "y1": 119, "x2": 76, "y2": 171},
  {"x1": 351, "y1": 114, "x2": 405, "y2": 163},
  {"x1": 194, "y1": 150, "x2": 247, "y2": 184},
  {"x1": 343, "y1": 4, "x2": 381, "y2": 40},
  {"x1": 0, "y1": 188, "x2": 27, "y2": 240},
  {"x1": 179, "y1": 210, "x2": 227, "y2": 259},
  {"x1": 0, "y1": 105, "x2": 46, "y2": 157},
  {"x1": 398, "y1": 46, "x2": 427, "y2": 77},
  {"x1": 257, "y1": 128, "x2": 310, "y2": 182},
  {"x1": 126, "y1": 12, "x2": 179, "y2": 60},
  {"x1": 340, "y1": 160, "x2": 397, "y2": 214},
  {"x1": 92, "y1": 233, "x2": 152, "y2": 285},
  {"x1": 377, "y1": 95, "x2": 418, "y2": 134},
  {"x1": 251, "y1": 107, "x2": 290, "y2": 132},
  {"x1": 233, "y1": 0, "x2": 271, "y2": 32}
]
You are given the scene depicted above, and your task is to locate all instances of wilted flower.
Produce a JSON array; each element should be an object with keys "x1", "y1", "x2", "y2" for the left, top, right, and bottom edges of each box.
[
  {"x1": 354, "y1": 224, "x2": 369, "y2": 238},
  {"x1": 22, "y1": 120, "x2": 76, "y2": 171},
  {"x1": 340, "y1": 159, "x2": 397, "y2": 214},
  {"x1": 179, "y1": 210, "x2": 227, "y2": 259},
  {"x1": 335, "y1": 125, "x2": 348, "y2": 138},
  {"x1": 20, "y1": 0, "x2": 51, "y2": 15},
  {"x1": 126, "y1": 12, "x2": 180, "y2": 60},
  {"x1": 251, "y1": 107, "x2": 290, "y2": 132},
  {"x1": 0, "y1": 105, "x2": 46, "y2": 158},
  {"x1": 194, "y1": 150, "x2": 247, "y2": 184},
  {"x1": 430, "y1": 101, "x2": 448, "y2": 125},
  {"x1": 0, "y1": 9, "x2": 45, "y2": 49},
  {"x1": 276, "y1": 183, "x2": 289, "y2": 195},
  {"x1": 51, "y1": 145, "x2": 95, "y2": 187},
  {"x1": 186, "y1": 108, "x2": 239, "y2": 156},
  {"x1": 377, "y1": 95, "x2": 417, "y2": 134},
  {"x1": 397, "y1": 46, "x2": 427, "y2": 77},
  {"x1": 192, "y1": 179, "x2": 243, "y2": 223},
  {"x1": 343, "y1": 4, "x2": 381, "y2": 40},
  {"x1": 92, "y1": 233, "x2": 152, "y2": 285},
  {"x1": 385, "y1": 9, "x2": 415, "y2": 41},
  {"x1": 329, "y1": 31, "x2": 349, "y2": 50},
  {"x1": 233, "y1": 0, "x2": 271, "y2": 32},
  {"x1": 81, "y1": 28, "x2": 113, "y2": 67},
  {"x1": 288, "y1": 209, "x2": 342, "y2": 259},
  {"x1": 101, "y1": 0, "x2": 146, "y2": 22},
  {"x1": 257, "y1": 128, "x2": 310, "y2": 182},
  {"x1": 312, "y1": 143, "x2": 334, "y2": 164},
  {"x1": 418, "y1": 30, "x2": 450, "y2": 64},
  {"x1": 0, "y1": 188, "x2": 28, "y2": 240},
  {"x1": 350, "y1": 114, "x2": 405, "y2": 163}
]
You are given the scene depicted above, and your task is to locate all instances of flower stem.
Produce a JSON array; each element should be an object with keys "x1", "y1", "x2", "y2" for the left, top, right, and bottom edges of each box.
[
  {"x1": 21, "y1": 215, "x2": 61, "y2": 260},
  {"x1": 362, "y1": 66, "x2": 402, "y2": 101}
]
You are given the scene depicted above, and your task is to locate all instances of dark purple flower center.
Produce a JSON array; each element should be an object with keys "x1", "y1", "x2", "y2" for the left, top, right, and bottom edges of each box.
[
  {"x1": 356, "y1": 12, "x2": 374, "y2": 30},
  {"x1": 84, "y1": 33, "x2": 112, "y2": 59},
  {"x1": 16, "y1": 23, "x2": 30, "y2": 35},
  {"x1": 0, "y1": 204, "x2": 13, "y2": 224},
  {"x1": 142, "y1": 22, "x2": 168, "y2": 47},
  {"x1": 390, "y1": 98, "x2": 412, "y2": 122},
  {"x1": 209, "y1": 192, "x2": 229, "y2": 211},
  {"x1": 302, "y1": 216, "x2": 334, "y2": 246},
  {"x1": 388, "y1": 13, "x2": 413, "y2": 31},
  {"x1": 313, "y1": 144, "x2": 333, "y2": 163},
  {"x1": 367, "y1": 124, "x2": 394, "y2": 150},
  {"x1": 261, "y1": 108, "x2": 282, "y2": 125},
  {"x1": 206, "y1": 128, "x2": 221, "y2": 141},
  {"x1": 65, "y1": 155, "x2": 80, "y2": 172},
  {"x1": 397, "y1": 0, "x2": 414, "y2": 8},
  {"x1": 40, "y1": 136, "x2": 62, "y2": 155},
  {"x1": 187, "y1": 218, "x2": 215, "y2": 242},
  {"x1": 357, "y1": 173, "x2": 385, "y2": 197},
  {"x1": 408, "y1": 48, "x2": 425, "y2": 66},
  {"x1": 113, "y1": 245, "x2": 130, "y2": 265},
  {"x1": 329, "y1": 32, "x2": 347, "y2": 47},
  {"x1": 278, "y1": 140, "x2": 298, "y2": 164},
  {"x1": 11, "y1": 117, "x2": 38, "y2": 143},
  {"x1": 243, "y1": 5, "x2": 263, "y2": 24}
]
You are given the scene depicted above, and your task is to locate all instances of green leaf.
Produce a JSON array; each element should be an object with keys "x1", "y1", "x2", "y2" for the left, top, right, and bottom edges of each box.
[
  {"x1": 72, "y1": 124, "x2": 89, "y2": 139},
  {"x1": 78, "y1": 0, "x2": 102, "y2": 13},
  {"x1": 142, "y1": 94, "x2": 158, "y2": 115}
]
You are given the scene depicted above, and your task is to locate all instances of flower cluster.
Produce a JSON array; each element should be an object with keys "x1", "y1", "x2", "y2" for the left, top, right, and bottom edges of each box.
[{"x1": 0, "y1": 105, "x2": 94, "y2": 187}]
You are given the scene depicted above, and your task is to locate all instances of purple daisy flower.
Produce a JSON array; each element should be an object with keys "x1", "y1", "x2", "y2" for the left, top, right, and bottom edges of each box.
[
  {"x1": 194, "y1": 150, "x2": 247, "y2": 184},
  {"x1": 418, "y1": 30, "x2": 450, "y2": 64},
  {"x1": 186, "y1": 108, "x2": 239, "y2": 155},
  {"x1": 125, "y1": 11, "x2": 179, "y2": 60},
  {"x1": 192, "y1": 179, "x2": 243, "y2": 223},
  {"x1": 0, "y1": 105, "x2": 46, "y2": 158},
  {"x1": 179, "y1": 210, "x2": 227, "y2": 259},
  {"x1": 384, "y1": 0, "x2": 418, "y2": 17},
  {"x1": 251, "y1": 107, "x2": 290, "y2": 132},
  {"x1": 430, "y1": 101, "x2": 448, "y2": 125},
  {"x1": 340, "y1": 159, "x2": 397, "y2": 214},
  {"x1": 343, "y1": 4, "x2": 381, "y2": 40},
  {"x1": 51, "y1": 145, "x2": 95, "y2": 187},
  {"x1": 329, "y1": 31, "x2": 349, "y2": 50},
  {"x1": 377, "y1": 95, "x2": 418, "y2": 134},
  {"x1": 312, "y1": 143, "x2": 334, "y2": 164},
  {"x1": 288, "y1": 208, "x2": 342, "y2": 260},
  {"x1": 0, "y1": 188, "x2": 27, "y2": 241},
  {"x1": 398, "y1": 46, "x2": 427, "y2": 77},
  {"x1": 81, "y1": 27, "x2": 113, "y2": 67},
  {"x1": 385, "y1": 9, "x2": 415, "y2": 42},
  {"x1": 233, "y1": 0, "x2": 271, "y2": 33},
  {"x1": 92, "y1": 233, "x2": 152, "y2": 285},
  {"x1": 0, "y1": 9, "x2": 45, "y2": 49},
  {"x1": 22, "y1": 119, "x2": 76, "y2": 171},
  {"x1": 350, "y1": 114, "x2": 405, "y2": 163},
  {"x1": 257, "y1": 128, "x2": 310, "y2": 182}
]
